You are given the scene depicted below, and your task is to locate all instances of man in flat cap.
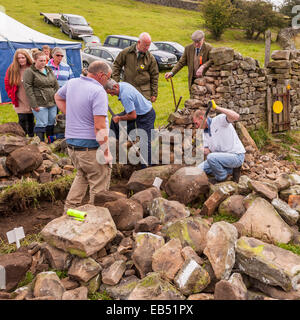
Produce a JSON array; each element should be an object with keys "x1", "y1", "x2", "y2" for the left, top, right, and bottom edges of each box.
[{"x1": 165, "y1": 30, "x2": 213, "y2": 95}]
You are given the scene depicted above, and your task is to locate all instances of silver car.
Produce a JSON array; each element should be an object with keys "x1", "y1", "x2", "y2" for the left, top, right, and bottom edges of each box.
[{"x1": 81, "y1": 45, "x2": 122, "y2": 69}]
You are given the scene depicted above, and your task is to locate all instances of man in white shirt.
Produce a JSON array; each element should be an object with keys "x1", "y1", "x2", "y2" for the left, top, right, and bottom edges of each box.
[{"x1": 193, "y1": 105, "x2": 245, "y2": 183}]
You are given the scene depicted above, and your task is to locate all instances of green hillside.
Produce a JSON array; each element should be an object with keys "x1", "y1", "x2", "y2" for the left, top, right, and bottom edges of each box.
[{"x1": 1, "y1": 0, "x2": 282, "y2": 126}]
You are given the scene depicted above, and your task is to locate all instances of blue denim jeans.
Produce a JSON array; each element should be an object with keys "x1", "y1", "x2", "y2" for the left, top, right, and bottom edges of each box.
[
  {"x1": 197, "y1": 152, "x2": 245, "y2": 181},
  {"x1": 32, "y1": 106, "x2": 57, "y2": 132}
]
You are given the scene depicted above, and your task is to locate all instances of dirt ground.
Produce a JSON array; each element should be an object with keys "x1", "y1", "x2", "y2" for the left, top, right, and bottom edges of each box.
[{"x1": 0, "y1": 180, "x2": 129, "y2": 241}]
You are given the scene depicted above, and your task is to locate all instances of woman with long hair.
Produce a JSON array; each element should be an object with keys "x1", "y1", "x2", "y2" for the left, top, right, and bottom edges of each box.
[
  {"x1": 4, "y1": 49, "x2": 35, "y2": 137},
  {"x1": 23, "y1": 51, "x2": 59, "y2": 142}
]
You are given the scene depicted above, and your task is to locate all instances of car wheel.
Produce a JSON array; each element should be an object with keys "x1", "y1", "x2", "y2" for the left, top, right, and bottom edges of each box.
[
  {"x1": 43, "y1": 17, "x2": 50, "y2": 24},
  {"x1": 60, "y1": 26, "x2": 64, "y2": 33},
  {"x1": 69, "y1": 31, "x2": 73, "y2": 39},
  {"x1": 83, "y1": 61, "x2": 89, "y2": 69}
]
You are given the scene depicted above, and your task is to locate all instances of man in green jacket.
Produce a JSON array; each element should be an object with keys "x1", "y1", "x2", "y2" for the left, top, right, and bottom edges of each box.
[
  {"x1": 112, "y1": 32, "x2": 159, "y2": 103},
  {"x1": 165, "y1": 30, "x2": 213, "y2": 95}
]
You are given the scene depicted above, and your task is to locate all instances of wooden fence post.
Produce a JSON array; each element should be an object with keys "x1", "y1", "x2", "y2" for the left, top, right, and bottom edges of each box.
[{"x1": 265, "y1": 30, "x2": 272, "y2": 68}]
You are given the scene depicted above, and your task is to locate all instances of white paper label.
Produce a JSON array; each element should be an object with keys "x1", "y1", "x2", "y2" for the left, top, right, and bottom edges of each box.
[
  {"x1": 0, "y1": 265, "x2": 5, "y2": 290},
  {"x1": 153, "y1": 177, "x2": 163, "y2": 189},
  {"x1": 6, "y1": 227, "x2": 25, "y2": 248}
]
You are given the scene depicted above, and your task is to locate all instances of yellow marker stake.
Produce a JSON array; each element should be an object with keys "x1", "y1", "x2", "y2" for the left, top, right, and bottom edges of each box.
[
  {"x1": 67, "y1": 209, "x2": 87, "y2": 220},
  {"x1": 273, "y1": 101, "x2": 283, "y2": 114}
]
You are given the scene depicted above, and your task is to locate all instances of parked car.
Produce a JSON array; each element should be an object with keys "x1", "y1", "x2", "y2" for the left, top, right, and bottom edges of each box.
[
  {"x1": 154, "y1": 41, "x2": 184, "y2": 61},
  {"x1": 59, "y1": 14, "x2": 93, "y2": 39},
  {"x1": 78, "y1": 35, "x2": 101, "y2": 47},
  {"x1": 103, "y1": 35, "x2": 177, "y2": 70},
  {"x1": 81, "y1": 45, "x2": 122, "y2": 69}
]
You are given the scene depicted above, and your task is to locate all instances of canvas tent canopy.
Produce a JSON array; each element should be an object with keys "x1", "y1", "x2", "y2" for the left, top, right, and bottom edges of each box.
[{"x1": 0, "y1": 12, "x2": 82, "y2": 103}]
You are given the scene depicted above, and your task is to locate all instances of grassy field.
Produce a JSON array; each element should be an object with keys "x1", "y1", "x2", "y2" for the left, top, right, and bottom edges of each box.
[{"x1": 0, "y1": 0, "x2": 284, "y2": 126}]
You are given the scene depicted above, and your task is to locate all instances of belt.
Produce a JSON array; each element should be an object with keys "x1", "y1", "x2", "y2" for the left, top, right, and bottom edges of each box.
[{"x1": 67, "y1": 145, "x2": 98, "y2": 151}]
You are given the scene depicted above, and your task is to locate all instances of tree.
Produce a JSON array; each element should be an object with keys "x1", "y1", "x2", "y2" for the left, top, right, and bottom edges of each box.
[
  {"x1": 233, "y1": 0, "x2": 287, "y2": 40},
  {"x1": 280, "y1": 0, "x2": 299, "y2": 18},
  {"x1": 202, "y1": 0, "x2": 236, "y2": 40}
]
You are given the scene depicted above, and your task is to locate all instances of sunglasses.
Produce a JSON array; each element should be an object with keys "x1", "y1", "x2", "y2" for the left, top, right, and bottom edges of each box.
[{"x1": 55, "y1": 54, "x2": 64, "y2": 57}]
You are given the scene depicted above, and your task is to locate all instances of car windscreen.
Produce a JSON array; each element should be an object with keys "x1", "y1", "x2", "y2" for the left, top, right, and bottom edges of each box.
[
  {"x1": 171, "y1": 42, "x2": 184, "y2": 52},
  {"x1": 149, "y1": 42, "x2": 158, "y2": 51},
  {"x1": 110, "y1": 50, "x2": 122, "y2": 58},
  {"x1": 69, "y1": 16, "x2": 88, "y2": 26}
]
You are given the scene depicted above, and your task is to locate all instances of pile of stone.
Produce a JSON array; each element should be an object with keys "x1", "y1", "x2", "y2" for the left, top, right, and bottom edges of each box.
[
  {"x1": 267, "y1": 50, "x2": 300, "y2": 129},
  {"x1": 1, "y1": 164, "x2": 300, "y2": 300},
  {"x1": 0, "y1": 122, "x2": 74, "y2": 190}
]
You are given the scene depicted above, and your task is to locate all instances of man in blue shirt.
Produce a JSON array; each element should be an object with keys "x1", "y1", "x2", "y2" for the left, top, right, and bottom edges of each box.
[{"x1": 105, "y1": 80, "x2": 156, "y2": 168}]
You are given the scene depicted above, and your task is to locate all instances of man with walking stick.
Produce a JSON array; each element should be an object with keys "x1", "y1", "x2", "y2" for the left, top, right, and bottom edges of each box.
[{"x1": 165, "y1": 30, "x2": 213, "y2": 95}]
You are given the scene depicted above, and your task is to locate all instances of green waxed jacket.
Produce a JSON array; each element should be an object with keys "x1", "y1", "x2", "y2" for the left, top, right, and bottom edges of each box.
[
  {"x1": 112, "y1": 44, "x2": 159, "y2": 101},
  {"x1": 23, "y1": 64, "x2": 59, "y2": 109}
]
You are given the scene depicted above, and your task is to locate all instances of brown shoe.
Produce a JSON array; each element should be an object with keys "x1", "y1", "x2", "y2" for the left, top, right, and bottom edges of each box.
[{"x1": 232, "y1": 166, "x2": 242, "y2": 183}]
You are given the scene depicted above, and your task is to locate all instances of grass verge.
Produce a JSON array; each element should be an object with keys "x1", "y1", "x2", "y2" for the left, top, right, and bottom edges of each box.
[{"x1": 0, "y1": 172, "x2": 76, "y2": 212}]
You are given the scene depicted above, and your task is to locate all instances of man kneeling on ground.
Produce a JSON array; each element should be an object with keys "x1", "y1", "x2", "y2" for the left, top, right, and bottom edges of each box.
[{"x1": 193, "y1": 104, "x2": 245, "y2": 183}]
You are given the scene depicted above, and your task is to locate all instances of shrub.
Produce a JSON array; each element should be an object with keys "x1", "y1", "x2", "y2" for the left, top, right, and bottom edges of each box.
[{"x1": 201, "y1": 0, "x2": 236, "y2": 40}]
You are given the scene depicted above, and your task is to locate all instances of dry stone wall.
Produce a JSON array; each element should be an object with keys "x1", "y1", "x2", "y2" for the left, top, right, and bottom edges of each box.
[{"x1": 168, "y1": 47, "x2": 300, "y2": 132}]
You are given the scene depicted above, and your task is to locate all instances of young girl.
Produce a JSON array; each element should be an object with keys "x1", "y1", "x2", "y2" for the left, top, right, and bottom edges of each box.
[{"x1": 4, "y1": 49, "x2": 35, "y2": 137}]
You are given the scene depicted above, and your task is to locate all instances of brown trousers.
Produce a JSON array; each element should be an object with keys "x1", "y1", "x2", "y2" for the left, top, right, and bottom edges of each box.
[{"x1": 64, "y1": 148, "x2": 111, "y2": 211}]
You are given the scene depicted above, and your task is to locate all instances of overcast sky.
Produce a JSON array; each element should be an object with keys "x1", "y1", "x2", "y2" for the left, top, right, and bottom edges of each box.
[{"x1": 269, "y1": 0, "x2": 285, "y2": 6}]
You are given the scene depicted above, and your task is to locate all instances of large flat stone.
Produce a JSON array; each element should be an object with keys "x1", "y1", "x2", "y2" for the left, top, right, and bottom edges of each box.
[
  {"x1": 41, "y1": 204, "x2": 117, "y2": 258},
  {"x1": 5, "y1": 145, "x2": 43, "y2": 175},
  {"x1": 238, "y1": 197, "x2": 293, "y2": 244},
  {"x1": 271, "y1": 198, "x2": 299, "y2": 225},
  {"x1": 152, "y1": 238, "x2": 184, "y2": 281},
  {"x1": 0, "y1": 252, "x2": 32, "y2": 292},
  {"x1": 104, "y1": 198, "x2": 143, "y2": 231},
  {"x1": 127, "y1": 165, "x2": 181, "y2": 193},
  {"x1": 163, "y1": 216, "x2": 210, "y2": 254},
  {"x1": 149, "y1": 197, "x2": 190, "y2": 225},
  {"x1": 128, "y1": 272, "x2": 185, "y2": 300},
  {"x1": 203, "y1": 222, "x2": 238, "y2": 280},
  {"x1": 174, "y1": 258, "x2": 210, "y2": 295},
  {"x1": 132, "y1": 232, "x2": 165, "y2": 278},
  {"x1": 236, "y1": 236, "x2": 300, "y2": 292},
  {"x1": 165, "y1": 166, "x2": 209, "y2": 205},
  {"x1": 33, "y1": 271, "x2": 65, "y2": 299}
]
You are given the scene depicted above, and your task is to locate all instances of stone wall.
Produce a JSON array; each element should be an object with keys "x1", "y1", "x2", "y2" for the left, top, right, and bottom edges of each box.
[
  {"x1": 167, "y1": 47, "x2": 300, "y2": 132},
  {"x1": 136, "y1": 0, "x2": 201, "y2": 11},
  {"x1": 267, "y1": 50, "x2": 300, "y2": 130}
]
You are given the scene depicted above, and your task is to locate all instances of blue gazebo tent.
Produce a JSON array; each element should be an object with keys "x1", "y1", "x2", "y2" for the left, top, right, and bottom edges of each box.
[{"x1": 0, "y1": 12, "x2": 82, "y2": 103}]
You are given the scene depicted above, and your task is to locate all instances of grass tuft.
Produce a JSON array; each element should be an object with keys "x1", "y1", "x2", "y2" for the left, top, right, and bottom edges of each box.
[
  {"x1": 17, "y1": 271, "x2": 35, "y2": 288},
  {"x1": 249, "y1": 125, "x2": 273, "y2": 149},
  {"x1": 276, "y1": 242, "x2": 300, "y2": 256},
  {"x1": 88, "y1": 290, "x2": 113, "y2": 300}
]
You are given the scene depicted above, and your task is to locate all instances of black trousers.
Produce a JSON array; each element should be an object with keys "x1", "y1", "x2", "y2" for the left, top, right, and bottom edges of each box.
[
  {"x1": 18, "y1": 113, "x2": 35, "y2": 137},
  {"x1": 110, "y1": 108, "x2": 156, "y2": 167}
]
